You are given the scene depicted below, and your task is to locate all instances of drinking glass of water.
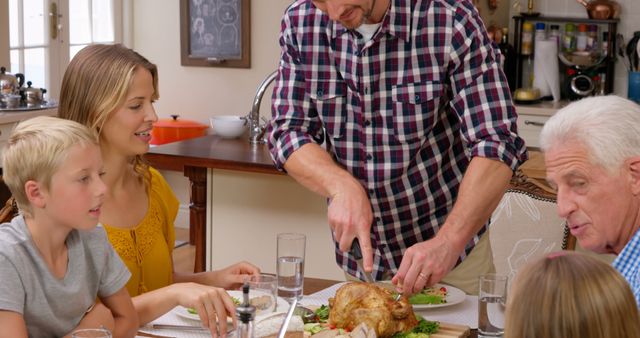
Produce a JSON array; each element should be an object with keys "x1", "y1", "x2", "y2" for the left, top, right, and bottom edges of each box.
[
  {"x1": 71, "y1": 328, "x2": 112, "y2": 338},
  {"x1": 276, "y1": 233, "x2": 306, "y2": 303},
  {"x1": 247, "y1": 273, "x2": 278, "y2": 313},
  {"x1": 478, "y1": 274, "x2": 507, "y2": 337}
]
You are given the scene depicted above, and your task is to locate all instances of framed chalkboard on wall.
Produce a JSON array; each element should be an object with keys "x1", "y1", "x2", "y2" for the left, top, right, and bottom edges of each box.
[{"x1": 180, "y1": 0, "x2": 250, "y2": 68}]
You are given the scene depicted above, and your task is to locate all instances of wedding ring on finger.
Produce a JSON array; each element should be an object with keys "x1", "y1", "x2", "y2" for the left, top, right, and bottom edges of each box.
[{"x1": 418, "y1": 272, "x2": 428, "y2": 280}]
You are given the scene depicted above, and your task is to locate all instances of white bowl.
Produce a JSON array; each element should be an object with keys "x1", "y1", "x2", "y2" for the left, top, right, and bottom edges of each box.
[{"x1": 209, "y1": 115, "x2": 247, "y2": 139}]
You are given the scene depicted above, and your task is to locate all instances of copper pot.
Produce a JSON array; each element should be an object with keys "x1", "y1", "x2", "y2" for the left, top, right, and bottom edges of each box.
[{"x1": 575, "y1": 0, "x2": 620, "y2": 20}]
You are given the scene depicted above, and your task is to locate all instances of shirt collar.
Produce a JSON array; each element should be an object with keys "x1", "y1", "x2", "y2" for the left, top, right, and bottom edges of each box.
[{"x1": 328, "y1": 0, "x2": 414, "y2": 42}]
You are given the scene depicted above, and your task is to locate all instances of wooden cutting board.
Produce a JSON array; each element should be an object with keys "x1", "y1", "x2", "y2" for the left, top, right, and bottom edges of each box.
[{"x1": 430, "y1": 322, "x2": 470, "y2": 338}]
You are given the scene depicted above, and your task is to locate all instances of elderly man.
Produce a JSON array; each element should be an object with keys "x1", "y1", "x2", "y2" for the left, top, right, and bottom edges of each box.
[{"x1": 540, "y1": 95, "x2": 640, "y2": 306}]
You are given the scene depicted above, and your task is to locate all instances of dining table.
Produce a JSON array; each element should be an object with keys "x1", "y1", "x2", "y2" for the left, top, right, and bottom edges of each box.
[{"x1": 136, "y1": 278, "x2": 480, "y2": 338}]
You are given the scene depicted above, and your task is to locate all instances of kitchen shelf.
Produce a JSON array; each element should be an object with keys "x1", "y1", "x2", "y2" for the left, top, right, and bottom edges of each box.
[
  {"x1": 516, "y1": 16, "x2": 619, "y2": 25},
  {"x1": 512, "y1": 16, "x2": 619, "y2": 99}
]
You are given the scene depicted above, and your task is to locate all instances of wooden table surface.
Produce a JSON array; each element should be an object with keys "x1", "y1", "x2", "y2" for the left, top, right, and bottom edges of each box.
[
  {"x1": 303, "y1": 277, "x2": 340, "y2": 295},
  {"x1": 146, "y1": 135, "x2": 279, "y2": 174}
]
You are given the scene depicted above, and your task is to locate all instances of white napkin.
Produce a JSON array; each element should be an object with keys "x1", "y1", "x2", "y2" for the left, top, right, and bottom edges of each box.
[
  {"x1": 138, "y1": 307, "x2": 217, "y2": 338},
  {"x1": 533, "y1": 39, "x2": 561, "y2": 101}
]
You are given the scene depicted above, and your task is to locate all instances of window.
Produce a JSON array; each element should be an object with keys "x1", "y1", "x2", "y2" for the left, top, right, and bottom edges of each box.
[{"x1": 8, "y1": 0, "x2": 124, "y2": 101}]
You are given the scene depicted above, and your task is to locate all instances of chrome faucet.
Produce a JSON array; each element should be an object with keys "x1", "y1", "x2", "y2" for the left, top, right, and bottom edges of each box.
[{"x1": 248, "y1": 70, "x2": 278, "y2": 144}]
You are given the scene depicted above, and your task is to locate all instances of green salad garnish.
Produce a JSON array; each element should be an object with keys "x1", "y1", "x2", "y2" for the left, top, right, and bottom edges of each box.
[
  {"x1": 393, "y1": 286, "x2": 447, "y2": 305},
  {"x1": 315, "y1": 304, "x2": 330, "y2": 322},
  {"x1": 392, "y1": 317, "x2": 440, "y2": 338}
]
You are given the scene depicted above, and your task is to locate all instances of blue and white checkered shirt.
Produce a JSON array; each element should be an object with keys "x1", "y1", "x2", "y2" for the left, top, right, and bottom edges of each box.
[{"x1": 613, "y1": 228, "x2": 640, "y2": 307}]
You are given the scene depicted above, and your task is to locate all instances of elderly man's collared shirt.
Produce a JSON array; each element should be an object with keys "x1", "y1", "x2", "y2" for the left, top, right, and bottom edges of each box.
[
  {"x1": 613, "y1": 229, "x2": 640, "y2": 307},
  {"x1": 268, "y1": 0, "x2": 527, "y2": 280}
]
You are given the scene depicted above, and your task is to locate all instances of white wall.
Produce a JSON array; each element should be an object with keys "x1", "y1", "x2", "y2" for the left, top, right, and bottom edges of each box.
[
  {"x1": 476, "y1": 0, "x2": 510, "y2": 32},
  {"x1": 208, "y1": 170, "x2": 344, "y2": 280},
  {"x1": 132, "y1": 0, "x2": 294, "y2": 227},
  {"x1": 132, "y1": 0, "x2": 289, "y2": 125}
]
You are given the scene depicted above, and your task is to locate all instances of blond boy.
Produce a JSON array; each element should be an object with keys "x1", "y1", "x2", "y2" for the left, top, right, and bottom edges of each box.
[{"x1": 0, "y1": 116, "x2": 138, "y2": 337}]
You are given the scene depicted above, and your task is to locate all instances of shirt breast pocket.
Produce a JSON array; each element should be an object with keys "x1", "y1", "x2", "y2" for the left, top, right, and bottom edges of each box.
[
  {"x1": 391, "y1": 82, "x2": 443, "y2": 143},
  {"x1": 307, "y1": 80, "x2": 348, "y2": 139}
]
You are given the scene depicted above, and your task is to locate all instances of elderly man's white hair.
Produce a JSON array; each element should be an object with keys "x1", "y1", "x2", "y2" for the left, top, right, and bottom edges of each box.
[{"x1": 539, "y1": 95, "x2": 640, "y2": 172}]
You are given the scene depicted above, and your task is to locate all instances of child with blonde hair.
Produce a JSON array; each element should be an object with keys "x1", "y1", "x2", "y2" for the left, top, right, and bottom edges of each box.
[
  {"x1": 505, "y1": 251, "x2": 640, "y2": 338},
  {"x1": 0, "y1": 116, "x2": 137, "y2": 338}
]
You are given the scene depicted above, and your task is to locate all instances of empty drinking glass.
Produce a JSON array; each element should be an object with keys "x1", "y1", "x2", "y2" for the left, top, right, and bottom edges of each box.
[
  {"x1": 247, "y1": 273, "x2": 278, "y2": 314},
  {"x1": 276, "y1": 233, "x2": 306, "y2": 303}
]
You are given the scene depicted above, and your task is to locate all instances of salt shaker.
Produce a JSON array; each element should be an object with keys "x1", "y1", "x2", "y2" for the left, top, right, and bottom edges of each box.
[{"x1": 236, "y1": 283, "x2": 256, "y2": 338}]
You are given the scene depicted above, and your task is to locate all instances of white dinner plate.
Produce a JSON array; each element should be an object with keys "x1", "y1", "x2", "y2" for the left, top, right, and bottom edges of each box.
[
  {"x1": 173, "y1": 290, "x2": 290, "y2": 322},
  {"x1": 411, "y1": 283, "x2": 466, "y2": 310}
]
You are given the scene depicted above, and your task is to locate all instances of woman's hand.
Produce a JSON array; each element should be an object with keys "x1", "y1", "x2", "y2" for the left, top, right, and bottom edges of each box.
[
  {"x1": 170, "y1": 282, "x2": 237, "y2": 338},
  {"x1": 205, "y1": 261, "x2": 261, "y2": 290}
]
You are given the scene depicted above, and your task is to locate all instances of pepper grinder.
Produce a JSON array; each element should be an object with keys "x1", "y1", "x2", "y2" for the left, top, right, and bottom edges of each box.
[{"x1": 236, "y1": 283, "x2": 256, "y2": 338}]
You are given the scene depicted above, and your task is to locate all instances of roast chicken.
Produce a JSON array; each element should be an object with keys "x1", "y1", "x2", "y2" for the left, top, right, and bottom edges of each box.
[{"x1": 328, "y1": 282, "x2": 419, "y2": 338}]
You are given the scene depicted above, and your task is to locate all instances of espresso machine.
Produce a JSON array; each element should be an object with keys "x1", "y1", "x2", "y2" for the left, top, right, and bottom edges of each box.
[{"x1": 558, "y1": 53, "x2": 607, "y2": 101}]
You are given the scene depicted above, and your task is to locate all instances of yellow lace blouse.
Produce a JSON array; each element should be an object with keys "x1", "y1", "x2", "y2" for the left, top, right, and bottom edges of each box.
[{"x1": 103, "y1": 168, "x2": 179, "y2": 297}]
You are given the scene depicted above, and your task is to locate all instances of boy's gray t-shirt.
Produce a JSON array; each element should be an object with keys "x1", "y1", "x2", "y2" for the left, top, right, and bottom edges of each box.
[{"x1": 0, "y1": 215, "x2": 131, "y2": 338}]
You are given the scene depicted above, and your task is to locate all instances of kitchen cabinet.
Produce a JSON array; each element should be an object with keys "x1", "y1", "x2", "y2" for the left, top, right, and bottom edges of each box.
[
  {"x1": 208, "y1": 168, "x2": 345, "y2": 280},
  {"x1": 515, "y1": 101, "x2": 566, "y2": 148},
  {"x1": 0, "y1": 108, "x2": 57, "y2": 165},
  {"x1": 146, "y1": 135, "x2": 345, "y2": 280}
]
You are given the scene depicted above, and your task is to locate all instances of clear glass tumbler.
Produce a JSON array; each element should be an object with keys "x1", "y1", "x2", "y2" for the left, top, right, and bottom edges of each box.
[
  {"x1": 247, "y1": 273, "x2": 278, "y2": 313},
  {"x1": 478, "y1": 274, "x2": 508, "y2": 337},
  {"x1": 276, "y1": 233, "x2": 306, "y2": 303}
]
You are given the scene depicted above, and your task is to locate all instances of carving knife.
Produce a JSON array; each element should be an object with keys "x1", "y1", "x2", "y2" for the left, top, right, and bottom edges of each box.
[
  {"x1": 350, "y1": 238, "x2": 375, "y2": 283},
  {"x1": 351, "y1": 238, "x2": 401, "y2": 301}
]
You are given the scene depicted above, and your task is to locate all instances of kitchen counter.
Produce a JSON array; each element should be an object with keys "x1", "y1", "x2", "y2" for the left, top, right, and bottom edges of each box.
[
  {"x1": 0, "y1": 107, "x2": 57, "y2": 124},
  {"x1": 514, "y1": 100, "x2": 568, "y2": 148},
  {"x1": 147, "y1": 134, "x2": 280, "y2": 174},
  {"x1": 0, "y1": 108, "x2": 57, "y2": 170},
  {"x1": 514, "y1": 100, "x2": 567, "y2": 117},
  {"x1": 146, "y1": 135, "x2": 343, "y2": 280},
  {"x1": 147, "y1": 135, "x2": 281, "y2": 272}
]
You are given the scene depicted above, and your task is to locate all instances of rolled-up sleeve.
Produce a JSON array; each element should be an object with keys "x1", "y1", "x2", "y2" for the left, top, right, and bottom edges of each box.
[
  {"x1": 447, "y1": 4, "x2": 528, "y2": 170},
  {"x1": 268, "y1": 12, "x2": 325, "y2": 171}
]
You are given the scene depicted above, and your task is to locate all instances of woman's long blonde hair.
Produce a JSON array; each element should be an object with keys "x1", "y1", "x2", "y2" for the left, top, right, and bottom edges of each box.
[
  {"x1": 57, "y1": 43, "x2": 159, "y2": 183},
  {"x1": 505, "y1": 251, "x2": 640, "y2": 338}
]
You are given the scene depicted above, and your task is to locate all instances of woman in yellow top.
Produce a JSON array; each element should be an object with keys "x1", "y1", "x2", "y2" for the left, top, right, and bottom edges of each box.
[{"x1": 57, "y1": 43, "x2": 260, "y2": 336}]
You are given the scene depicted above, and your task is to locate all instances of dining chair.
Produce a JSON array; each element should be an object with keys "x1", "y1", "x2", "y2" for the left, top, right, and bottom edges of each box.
[
  {"x1": 0, "y1": 177, "x2": 17, "y2": 224},
  {"x1": 489, "y1": 170, "x2": 574, "y2": 285}
]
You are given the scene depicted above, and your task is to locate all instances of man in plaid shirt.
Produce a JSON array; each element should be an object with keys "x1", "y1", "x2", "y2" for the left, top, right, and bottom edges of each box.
[
  {"x1": 541, "y1": 96, "x2": 640, "y2": 307},
  {"x1": 268, "y1": 0, "x2": 527, "y2": 295}
]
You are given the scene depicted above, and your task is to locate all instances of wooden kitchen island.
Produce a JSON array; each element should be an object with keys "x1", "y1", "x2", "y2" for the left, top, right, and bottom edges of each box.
[
  {"x1": 146, "y1": 135, "x2": 279, "y2": 272},
  {"x1": 146, "y1": 134, "x2": 344, "y2": 280}
]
